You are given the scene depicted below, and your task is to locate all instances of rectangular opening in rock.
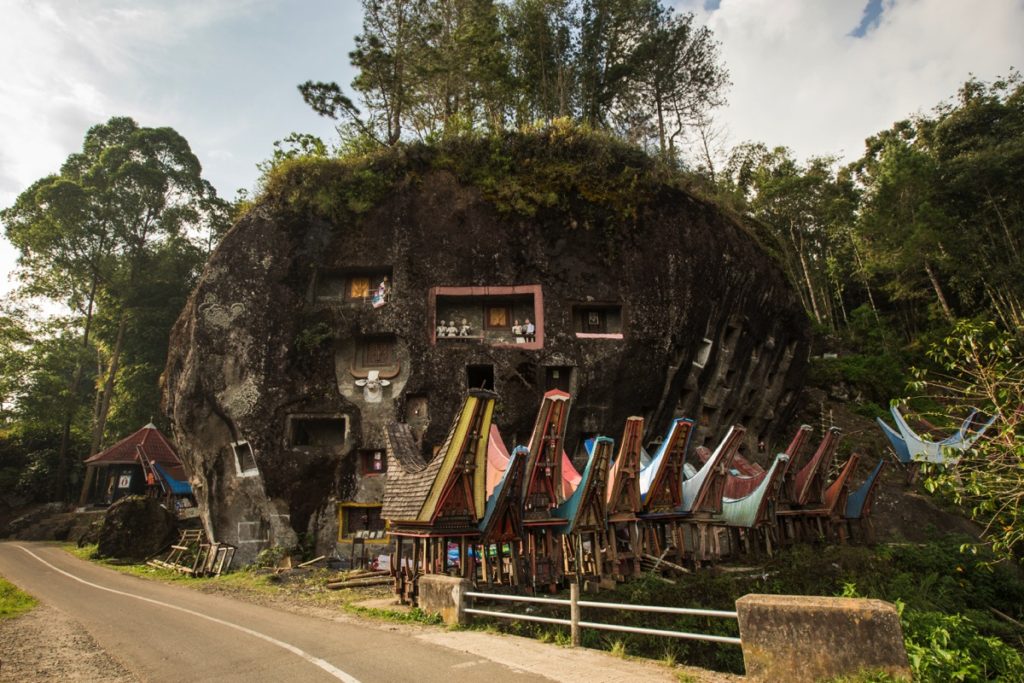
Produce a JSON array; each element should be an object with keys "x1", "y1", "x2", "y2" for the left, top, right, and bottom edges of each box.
[
  {"x1": 544, "y1": 366, "x2": 574, "y2": 392},
  {"x1": 352, "y1": 334, "x2": 400, "y2": 375},
  {"x1": 359, "y1": 449, "x2": 387, "y2": 475},
  {"x1": 701, "y1": 405, "x2": 716, "y2": 427},
  {"x1": 430, "y1": 285, "x2": 543, "y2": 347},
  {"x1": 316, "y1": 267, "x2": 392, "y2": 303},
  {"x1": 338, "y1": 503, "x2": 387, "y2": 541},
  {"x1": 573, "y1": 431, "x2": 598, "y2": 460},
  {"x1": 694, "y1": 337, "x2": 714, "y2": 368},
  {"x1": 231, "y1": 440, "x2": 259, "y2": 477},
  {"x1": 572, "y1": 304, "x2": 623, "y2": 338},
  {"x1": 467, "y1": 364, "x2": 495, "y2": 391},
  {"x1": 286, "y1": 415, "x2": 348, "y2": 448}
]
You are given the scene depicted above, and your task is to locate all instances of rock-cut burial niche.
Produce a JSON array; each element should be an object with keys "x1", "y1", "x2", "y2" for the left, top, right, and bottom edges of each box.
[
  {"x1": 231, "y1": 440, "x2": 259, "y2": 477},
  {"x1": 352, "y1": 335, "x2": 400, "y2": 378},
  {"x1": 285, "y1": 414, "x2": 348, "y2": 450},
  {"x1": 316, "y1": 267, "x2": 392, "y2": 304},
  {"x1": 572, "y1": 304, "x2": 623, "y2": 338},
  {"x1": 431, "y1": 285, "x2": 542, "y2": 348},
  {"x1": 467, "y1": 364, "x2": 495, "y2": 391}
]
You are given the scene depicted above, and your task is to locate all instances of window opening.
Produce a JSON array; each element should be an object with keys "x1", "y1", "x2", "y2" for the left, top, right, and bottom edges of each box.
[
  {"x1": 406, "y1": 395, "x2": 429, "y2": 421},
  {"x1": 700, "y1": 406, "x2": 716, "y2": 427},
  {"x1": 348, "y1": 276, "x2": 371, "y2": 300},
  {"x1": 467, "y1": 365, "x2": 495, "y2": 391},
  {"x1": 574, "y1": 432, "x2": 598, "y2": 460},
  {"x1": 316, "y1": 268, "x2": 392, "y2": 303}
]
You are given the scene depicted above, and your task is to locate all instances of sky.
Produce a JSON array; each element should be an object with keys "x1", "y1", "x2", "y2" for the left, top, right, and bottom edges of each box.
[{"x1": 1, "y1": 0, "x2": 1022, "y2": 293}]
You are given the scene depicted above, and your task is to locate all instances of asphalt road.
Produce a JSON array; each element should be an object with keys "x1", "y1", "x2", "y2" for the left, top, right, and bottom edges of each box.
[{"x1": 0, "y1": 542, "x2": 552, "y2": 683}]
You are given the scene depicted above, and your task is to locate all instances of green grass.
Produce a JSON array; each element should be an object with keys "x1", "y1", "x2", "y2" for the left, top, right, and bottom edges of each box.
[
  {"x1": 0, "y1": 576, "x2": 37, "y2": 620},
  {"x1": 64, "y1": 544, "x2": 417, "y2": 619}
]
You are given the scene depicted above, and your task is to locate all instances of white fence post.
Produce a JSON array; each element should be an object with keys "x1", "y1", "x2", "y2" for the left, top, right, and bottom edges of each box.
[{"x1": 570, "y1": 582, "x2": 581, "y2": 647}]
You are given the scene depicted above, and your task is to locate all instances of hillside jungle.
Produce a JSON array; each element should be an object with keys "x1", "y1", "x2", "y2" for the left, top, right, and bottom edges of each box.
[{"x1": 1, "y1": 2, "x2": 1023, "y2": 680}]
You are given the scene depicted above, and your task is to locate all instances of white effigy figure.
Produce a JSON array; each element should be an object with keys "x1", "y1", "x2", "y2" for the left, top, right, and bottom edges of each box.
[{"x1": 355, "y1": 370, "x2": 391, "y2": 403}]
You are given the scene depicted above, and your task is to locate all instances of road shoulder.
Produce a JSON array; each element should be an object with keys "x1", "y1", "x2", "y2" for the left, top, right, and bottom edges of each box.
[{"x1": 0, "y1": 600, "x2": 139, "y2": 682}]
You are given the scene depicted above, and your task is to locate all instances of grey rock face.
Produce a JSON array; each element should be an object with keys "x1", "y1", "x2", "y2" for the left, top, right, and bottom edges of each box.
[{"x1": 163, "y1": 141, "x2": 809, "y2": 564}]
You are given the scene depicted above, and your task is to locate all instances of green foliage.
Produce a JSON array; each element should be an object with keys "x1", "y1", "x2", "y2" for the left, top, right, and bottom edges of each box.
[
  {"x1": 910, "y1": 320, "x2": 1024, "y2": 562},
  {"x1": 262, "y1": 123, "x2": 691, "y2": 242},
  {"x1": 295, "y1": 322, "x2": 334, "y2": 355},
  {"x1": 469, "y1": 540, "x2": 1024, "y2": 676},
  {"x1": 253, "y1": 545, "x2": 289, "y2": 568},
  {"x1": 301, "y1": 1, "x2": 728, "y2": 157},
  {"x1": 344, "y1": 603, "x2": 444, "y2": 625},
  {"x1": 0, "y1": 576, "x2": 37, "y2": 619},
  {"x1": 607, "y1": 638, "x2": 628, "y2": 658},
  {"x1": 807, "y1": 353, "x2": 907, "y2": 411},
  {"x1": 0, "y1": 117, "x2": 229, "y2": 500},
  {"x1": 900, "y1": 606, "x2": 1024, "y2": 682}
]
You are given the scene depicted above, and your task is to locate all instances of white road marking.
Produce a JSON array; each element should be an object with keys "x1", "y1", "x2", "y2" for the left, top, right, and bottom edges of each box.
[
  {"x1": 15, "y1": 545, "x2": 361, "y2": 683},
  {"x1": 450, "y1": 659, "x2": 488, "y2": 669}
]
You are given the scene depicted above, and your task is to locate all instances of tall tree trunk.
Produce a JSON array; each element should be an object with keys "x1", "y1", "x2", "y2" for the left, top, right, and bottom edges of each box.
[
  {"x1": 54, "y1": 271, "x2": 99, "y2": 501},
  {"x1": 655, "y1": 90, "x2": 666, "y2": 155},
  {"x1": 90, "y1": 309, "x2": 128, "y2": 456},
  {"x1": 789, "y1": 221, "x2": 822, "y2": 323},
  {"x1": 924, "y1": 260, "x2": 954, "y2": 322},
  {"x1": 986, "y1": 188, "x2": 1021, "y2": 262}
]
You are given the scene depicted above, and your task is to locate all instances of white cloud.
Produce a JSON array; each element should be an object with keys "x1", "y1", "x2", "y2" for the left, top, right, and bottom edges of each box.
[
  {"x1": 2, "y1": 0, "x2": 1020, "y2": 297},
  {"x1": 0, "y1": 0, "x2": 281, "y2": 291},
  {"x1": 676, "y1": 0, "x2": 1024, "y2": 162}
]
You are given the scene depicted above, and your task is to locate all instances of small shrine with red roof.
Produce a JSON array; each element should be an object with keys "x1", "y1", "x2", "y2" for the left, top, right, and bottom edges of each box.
[{"x1": 78, "y1": 423, "x2": 194, "y2": 511}]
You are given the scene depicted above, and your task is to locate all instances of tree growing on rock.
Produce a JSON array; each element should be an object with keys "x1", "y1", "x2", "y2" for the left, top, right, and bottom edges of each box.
[{"x1": 299, "y1": 0, "x2": 728, "y2": 156}]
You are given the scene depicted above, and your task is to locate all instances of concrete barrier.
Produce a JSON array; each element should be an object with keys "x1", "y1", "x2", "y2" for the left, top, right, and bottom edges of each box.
[
  {"x1": 736, "y1": 594, "x2": 911, "y2": 682},
  {"x1": 417, "y1": 575, "x2": 472, "y2": 625}
]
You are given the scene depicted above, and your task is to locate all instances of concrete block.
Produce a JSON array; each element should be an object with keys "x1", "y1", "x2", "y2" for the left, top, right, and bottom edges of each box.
[
  {"x1": 736, "y1": 594, "x2": 911, "y2": 682},
  {"x1": 417, "y1": 575, "x2": 472, "y2": 626}
]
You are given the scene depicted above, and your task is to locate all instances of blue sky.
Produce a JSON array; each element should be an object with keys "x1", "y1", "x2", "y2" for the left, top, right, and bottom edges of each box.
[{"x1": 1, "y1": 0, "x2": 1023, "y2": 292}]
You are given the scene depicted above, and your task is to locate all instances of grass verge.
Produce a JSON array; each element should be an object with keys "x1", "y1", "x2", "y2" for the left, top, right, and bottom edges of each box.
[
  {"x1": 64, "y1": 544, "x2": 441, "y2": 626},
  {"x1": 0, "y1": 576, "x2": 37, "y2": 620}
]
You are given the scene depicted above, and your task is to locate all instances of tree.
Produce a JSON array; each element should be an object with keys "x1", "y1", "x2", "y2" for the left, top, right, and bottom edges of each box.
[
  {"x1": 500, "y1": 0, "x2": 577, "y2": 125},
  {"x1": 300, "y1": 0, "x2": 429, "y2": 146},
  {"x1": 0, "y1": 117, "x2": 228, "y2": 499},
  {"x1": 301, "y1": 0, "x2": 728, "y2": 155},
  {"x1": 913, "y1": 321, "x2": 1024, "y2": 563},
  {"x1": 849, "y1": 73, "x2": 1024, "y2": 336},
  {"x1": 722, "y1": 144, "x2": 859, "y2": 329}
]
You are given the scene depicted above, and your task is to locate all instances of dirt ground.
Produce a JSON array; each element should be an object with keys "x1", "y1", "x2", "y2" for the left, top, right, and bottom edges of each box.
[{"x1": 0, "y1": 603, "x2": 138, "y2": 682}]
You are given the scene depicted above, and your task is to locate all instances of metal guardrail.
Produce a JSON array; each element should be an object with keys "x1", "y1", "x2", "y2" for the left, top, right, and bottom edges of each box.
[{"x1": 464, "y1": 585, "x2": 742, "y2": 647}]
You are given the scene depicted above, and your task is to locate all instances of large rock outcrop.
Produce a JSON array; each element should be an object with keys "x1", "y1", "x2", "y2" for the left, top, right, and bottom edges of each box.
[
  {"x1": 97, "y1": 495, "x2": 177, "y2": 561},
  {"x1": 163, "y1": 130, "x2": 810, "y2": 563}
]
